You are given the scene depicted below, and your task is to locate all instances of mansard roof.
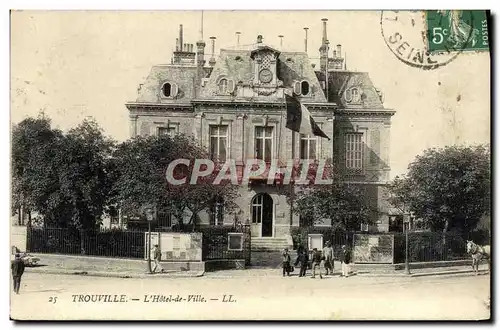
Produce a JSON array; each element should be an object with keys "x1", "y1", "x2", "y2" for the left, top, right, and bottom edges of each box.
[
  {"x1": 318, "y1": 70, "x2": 385, "y2": 109},
  {"x1": 135, "y1": 65, "x2": 198, "y2": 104}
]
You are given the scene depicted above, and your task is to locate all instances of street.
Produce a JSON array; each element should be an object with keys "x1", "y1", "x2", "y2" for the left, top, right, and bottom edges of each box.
[{"x1": 10, "y1": 271, "x2": 490, "y2": 320}]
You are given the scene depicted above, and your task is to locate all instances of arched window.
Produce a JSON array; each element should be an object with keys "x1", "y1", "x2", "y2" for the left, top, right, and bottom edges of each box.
[
  {"x1": 301, "y1": 81, "x2": 310, "y2": 95},
  {"x1": 345, "y1": 87, "x2": 361, "y2": 103},
  {"x1": 162, "y1": 83, "x2": 172, "y2": 97},
  {"x1": 218, "y1": 78, "x2": 228, "y2": 94},
  {"x1": 161, "y1": 82, "x2": 178, "y2": 98},
  {"x1": 251, "y1": 194, "x2": 264, "y2": 224}
]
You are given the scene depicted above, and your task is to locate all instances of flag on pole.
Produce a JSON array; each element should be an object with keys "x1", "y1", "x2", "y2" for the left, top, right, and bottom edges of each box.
[{"x1": 285, "y1": 94, "x2": 330, "y2": 140}]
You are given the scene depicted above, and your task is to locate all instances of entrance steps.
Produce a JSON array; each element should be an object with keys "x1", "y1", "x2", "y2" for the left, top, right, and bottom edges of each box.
[{"x1": 250, "y1": 237, "x2": 293, "y2": 252}]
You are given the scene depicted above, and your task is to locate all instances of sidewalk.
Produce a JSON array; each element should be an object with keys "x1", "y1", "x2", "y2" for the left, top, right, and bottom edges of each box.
[
  {"x1": 26, "y1": 253, "x2": 204, "y2": 279},
  {"x1": 205, "y1": 263, "x2": 489, "y2": 279},
  {"x1": 25, "y1": 253, "x2": 489, "y2": 280}
]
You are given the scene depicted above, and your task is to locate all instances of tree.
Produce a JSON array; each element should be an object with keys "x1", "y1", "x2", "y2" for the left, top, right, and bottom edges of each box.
[
  {"x1": 388, "y1": 145, "x2": 491, "y2": 235},
  {"x1": 111, "y1": 134, "x2": 239, "y2": 229},
  {"x1": 286, "y1": 162, "x2": 373, "y2": 231},
  {"x1": 11, "y1": 114, "x2": 64, "y2": 226},
  {"x1": 56, "y1": 118, "x2": 116, "y2": 230},
  {"x1": 11, "y1": 115, "x2": 116, "y2": 232}
]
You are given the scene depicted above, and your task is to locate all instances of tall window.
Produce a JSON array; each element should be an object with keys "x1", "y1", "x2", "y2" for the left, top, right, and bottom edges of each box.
[
  {"x1": 251, "y1": 195, "x2": 263, "y2": 224},
  {"x1": 300, "y1": 134, "x2": 317, "y2": 160},
  {"x1": 345, "y1": 133, "x2": 364, "y2": 170},
  {"x1": 255, "y1": 126, "x2": 273, "y2": 162},
  {"x1": 210, "y1": 125, "x2": 228, "y2": 162},
  {"x1": 218, "y1": 78, "x2": 228, "y2": 94},
  {"x1": 210, "y1": 197, "x2": 224, "y2": 226},
  {"x1": 157, "y1": 127, "x2": 176, "y2": 137}
]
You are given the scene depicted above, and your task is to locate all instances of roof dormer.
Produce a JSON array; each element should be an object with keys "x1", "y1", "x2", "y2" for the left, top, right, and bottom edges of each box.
[{"x1": 250, "y1": 35, "x2": 281, "y2": 88}]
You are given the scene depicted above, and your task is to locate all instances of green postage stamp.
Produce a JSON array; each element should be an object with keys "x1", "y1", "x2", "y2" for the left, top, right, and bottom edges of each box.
[{"x1": 426, "y1": 10, "x2": 490, "y2": 53}]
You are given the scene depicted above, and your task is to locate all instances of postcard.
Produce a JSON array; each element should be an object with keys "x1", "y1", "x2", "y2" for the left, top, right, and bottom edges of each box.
[{"x1": 10, "y1": 10, "x2": 491, "y2": 321}]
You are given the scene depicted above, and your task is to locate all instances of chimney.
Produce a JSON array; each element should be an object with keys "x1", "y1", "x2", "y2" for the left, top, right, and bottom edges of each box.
[
  {"x1": 304, "y1": 27, "x2": 309, "y2": 52},
  {"x1": 179, "y1": 24, "x2": 183, "y2": 52},
  {"x1": 319, "y1": 18, "x2": 329, "y2": 73},
  {"x1": 236, "y1": 32, "x2": 241, "y2": 47},
  {"x1": 321, "y1": 18, "x2": 328, "y2": 44},
  {"x1": 257, "y1": 35, "x2": 263, "y2": 44},
  {"x1": 278, "y1": 35, "x2": 284, "y2": 47},
  {"x1": 175, "y1": 38, "x2": 179, "y2": 51},
  {"x1": 331, "y1": 44, "x2": 345, "y2": 71},
  {"x1": 209, "y1": 36, "x2": 216, "y2": 67}
]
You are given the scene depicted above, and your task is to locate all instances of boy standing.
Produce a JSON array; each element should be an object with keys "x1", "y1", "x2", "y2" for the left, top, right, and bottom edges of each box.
[
  {"x1": 151, "y1": 244, "x2": 165, "y2": 273},
  {"x1": 282, "y1": 248, "x2": 291, "y2": 277},
  {"x1": 311, "y1": 248, "x2": 323, "y2": 279}
]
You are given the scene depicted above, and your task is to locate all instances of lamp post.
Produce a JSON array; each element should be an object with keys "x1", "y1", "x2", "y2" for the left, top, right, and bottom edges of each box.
[
  {"x1": 145, "y1": 205, "x2": 155, "y2": 274},
  {"x1": 404, "y1": 213, "x2": 411, "y2": 275}
]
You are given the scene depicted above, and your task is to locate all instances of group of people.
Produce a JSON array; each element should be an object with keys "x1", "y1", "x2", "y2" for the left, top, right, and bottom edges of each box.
[{"x1": 282, "y1": 241, "x2": 352, "y2": 279}]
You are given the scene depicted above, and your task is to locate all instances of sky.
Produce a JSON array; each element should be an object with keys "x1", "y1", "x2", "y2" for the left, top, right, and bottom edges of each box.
[{"x1": 10, "y1": 10, "x2": 491, "y2": 179}]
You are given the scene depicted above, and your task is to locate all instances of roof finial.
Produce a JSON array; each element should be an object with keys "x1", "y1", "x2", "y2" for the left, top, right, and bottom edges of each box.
[
  {"x1": 304, "y1": 27, "x2": 309, "y2": 52},
  {"x1": 236, "y1": 32, "x2": 241, "y2": 48},
  {"x1": 200, "y1": 11, "x2": 204, "y2": 40}
]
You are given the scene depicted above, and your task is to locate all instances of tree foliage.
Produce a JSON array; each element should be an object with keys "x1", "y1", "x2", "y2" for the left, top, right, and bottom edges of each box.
[
  {"x1": 11, "y1": 115, "x2": 115, "y2": 229},
  {"x1": 286, "y1": 162, "x2": 373, "y2": 231},
  {"x1": 111, "y1": 134, "x2": 239, "y2": 228},
  {"x1": 387, "y1": 145, "x2": 490, "y2": 234}
]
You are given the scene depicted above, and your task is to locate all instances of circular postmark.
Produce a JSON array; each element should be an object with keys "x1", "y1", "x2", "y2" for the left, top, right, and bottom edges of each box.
[{"x1": 381, "y1": 10, "x2": 476, "y2": 70}]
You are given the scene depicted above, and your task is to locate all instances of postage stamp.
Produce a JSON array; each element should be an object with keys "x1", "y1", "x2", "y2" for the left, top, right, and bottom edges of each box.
[
  {"x1": 380, "y1": 10, "x2": 490, "y2": 70},
  {"x1": 426, "y1": 10, "x2": 490, "y2": 54}
]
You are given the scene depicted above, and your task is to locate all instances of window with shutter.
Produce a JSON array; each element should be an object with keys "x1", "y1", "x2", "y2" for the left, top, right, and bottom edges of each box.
[
  {"x1": 171, "y1": 83, "x2": 179, "y2": 98},
  {"x1": 227, "y1": 79, "x2": 235, "y2": 94},
  {"x1": 293, "y1": 81, "x2": 301, "y2": 95}
]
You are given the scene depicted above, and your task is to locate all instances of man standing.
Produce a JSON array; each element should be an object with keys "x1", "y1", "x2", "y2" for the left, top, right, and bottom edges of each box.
[
  {"x1": 339, "y1": 245, "x2": 351, "y2": 277},
  {"x1": 11, "y1": 253, "x2": 25, "y2": 294},
  {"x1": 282, "y1": 248, "x2": 292, "y2": 277},
  {"x1": 151, "y1": 244, "x2": 165, "y2": 273},
  {"x1": 322, "y1": 241, "x2": 334, "y2": 276},
  {"x1": 294, "y1": 247, "x2": 309, "y2": 278}
]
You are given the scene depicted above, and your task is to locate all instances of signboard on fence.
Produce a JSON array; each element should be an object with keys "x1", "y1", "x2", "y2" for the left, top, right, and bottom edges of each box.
[
  {"x1": 308, "y1": 234, "x2": 324, "y2": 251},
  {"x1": 353, "y1": 234, "x2": 394, "y2": 264},
  {"x1": 144, "y1": 232, "x2": 202, "y2": 261},
  {"x1": 160, "y1": 232, "x2": 203, "y2": 262}
]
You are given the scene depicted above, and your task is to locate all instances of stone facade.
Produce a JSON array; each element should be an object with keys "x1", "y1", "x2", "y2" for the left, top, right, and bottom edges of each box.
[{"x1": 126, "y1": 23, "x2": 395, "y2": 238}]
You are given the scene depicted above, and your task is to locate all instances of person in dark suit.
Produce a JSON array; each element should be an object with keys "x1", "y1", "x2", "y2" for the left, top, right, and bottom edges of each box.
[
  {"x1": 282, "y1": 248, "x2": 292, "y2": 277},
  {"x1": 294, "y1": 247, "x2": 309, "y2": 277},
  {"x1": 11, "y1": 253, "x2": 25, "y2": 294},
  {"x1": 339, "y1": 245, "x2": 352, "y2": 277}
]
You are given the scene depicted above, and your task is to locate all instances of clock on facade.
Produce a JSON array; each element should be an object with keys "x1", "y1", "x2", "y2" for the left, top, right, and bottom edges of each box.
[{"x1": 259, "y1": 69, "x2": 273, "y2": 83}]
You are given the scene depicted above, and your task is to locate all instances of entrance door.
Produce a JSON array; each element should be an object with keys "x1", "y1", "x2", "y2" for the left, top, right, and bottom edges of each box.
[
  {"x1": 261, "y1": 194, "x2": 273, "y2": 237},
  {"x1": 251, "y1": 193, "x2": 274, "y2": 237}
]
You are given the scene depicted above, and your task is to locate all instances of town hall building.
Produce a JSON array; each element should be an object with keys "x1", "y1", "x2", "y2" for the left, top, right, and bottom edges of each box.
[{"x1": 125, "y1": 19, "x2": 396, "y2": 243}]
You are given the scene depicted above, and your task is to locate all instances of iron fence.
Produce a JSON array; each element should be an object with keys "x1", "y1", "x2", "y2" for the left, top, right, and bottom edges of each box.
[
  {"x1": 26, "y1": 225, "x2": 251, "y2": 265},
  {"x1": 292, "y1": 226, "x2": 477, "y2": 263},
  {"x1": 393, "y1": 231, "x2": 470, "y2": 263}
]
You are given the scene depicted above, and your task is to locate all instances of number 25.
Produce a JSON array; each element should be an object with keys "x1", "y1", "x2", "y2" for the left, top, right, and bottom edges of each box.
[{"x1": 49, "y1": 297, "x2": 57, "y2": 304}]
